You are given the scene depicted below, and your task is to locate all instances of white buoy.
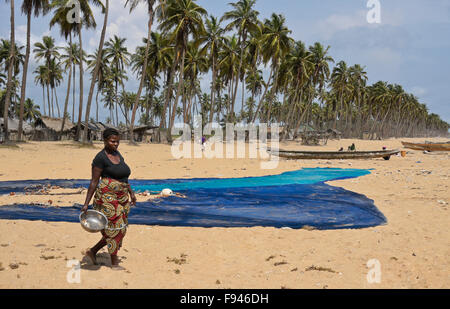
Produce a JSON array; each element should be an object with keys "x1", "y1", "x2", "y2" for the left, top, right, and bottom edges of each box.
[{"x1": 161, "y1": 188, "x2": 173, "y2": 197}]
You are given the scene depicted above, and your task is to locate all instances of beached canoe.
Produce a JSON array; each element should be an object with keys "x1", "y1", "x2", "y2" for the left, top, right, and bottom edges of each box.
[
  {"x1": 266, "y1": 148, "x2": 400, "y2": 160},
  {"x1": 401, "y1": 142, "x2": 450, "y2": 152}
]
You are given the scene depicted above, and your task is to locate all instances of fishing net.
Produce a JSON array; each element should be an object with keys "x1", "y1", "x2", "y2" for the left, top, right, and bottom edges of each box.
[{"x1": 0, "y1": 168, "x2": 386, "y2": 230}]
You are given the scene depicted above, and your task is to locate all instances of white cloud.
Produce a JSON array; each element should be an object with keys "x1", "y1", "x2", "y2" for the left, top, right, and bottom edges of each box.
[
  {"x1": 314, "y1": 10, "x2": 372, "y2": 40},
  {"x1": 410, "y1": 86, "x2": 427, "y2": 97},
  {"x1": 366, "y1": 47, "x2": 403, "y2": 71},
  {"x1": 85, "y1": 0, "x2": 148, "y2": 53}
]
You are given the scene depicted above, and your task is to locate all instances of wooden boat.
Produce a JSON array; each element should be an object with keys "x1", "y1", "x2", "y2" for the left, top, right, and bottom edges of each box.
[
  {"x1": 401, "y1": 141, "x2": 450, "y2": 152},
  {"x1": 266, "y1": 148, "x2": 400, "y2": 160}
]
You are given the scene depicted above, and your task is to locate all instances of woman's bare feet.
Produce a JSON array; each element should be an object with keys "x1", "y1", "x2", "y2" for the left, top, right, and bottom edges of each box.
[
  {"x1": 111, "y1": 255, "x2": 125, "y2": 271},
  {"x1": 83, "y1": 248, "x2": 97, "y2": 265}
]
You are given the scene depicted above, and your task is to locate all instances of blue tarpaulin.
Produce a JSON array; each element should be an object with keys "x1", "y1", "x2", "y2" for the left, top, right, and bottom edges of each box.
[{"x1": 0, "y1": 168, "x2": 386, "y2": 230}]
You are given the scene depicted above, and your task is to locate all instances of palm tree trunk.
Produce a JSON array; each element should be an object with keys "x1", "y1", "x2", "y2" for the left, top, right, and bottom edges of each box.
[
  {"x1": 42, "y1": 85, "x2": 46, "y2": 116},
  {"x1": 60, "y1": 62, "x2": 72, "y2": 140},
  {"x1": 2, "y1": 0, "x2": 14, "y2": 143},
  {"x1": 72, "y1": 50, "x2": 76, "y2": 122},
  {"x1": 231, "y1": 31, "x2": 244, "y2": 124},
  {"x1": 120, "y1": 83, "x2": 129, "y2": 126},
  {"x1": 54, "y1": 87, "x2": 61, "y2": 118},
  {"x1": 146, "y1": 86, "x2": 151, "y2": 125},
  {"x1": 266, "y1": 63, "x2": 280, "y2": 123},
  {"x1": 113, "y1": 82, "x2": 118, "y2": 126},
  {"x1": 281, "y1": 81, "x2": 301, "y2": 140},
  {"x1": 209, "y1": 56, "x2": 216, "y2": 124},
  {"x1": 96, "y1": 84, "x2": 99, "y2": 122},
  {"x1": 252, "y1": 65, "x2": 274, "y2": 123},
  {"x1": 241, "y1": 74, "x2": 246, "y2": 119},
  {"x1": 76, "y1": 24, "x2": 84, "y2": 141},
  {"x1": 129, "y1": 9, "x2": 153, "y2": 144},
  {"x1": 169, "y1": 47, "x2": 186, "y2": 139},
  {"x1": 161, "y1": 46, "x2": 179, "y2": 130},
  {"x1": 83, "y1": 0, "x2": 109, "y2": 143},
  {"x1": 18, "y1": 8, "x2": 31, "y2": 142},
  {"x1": 51, "y1": 85, "x2": 54, "y2": 118},
  {"x1": 46, "y1": 84, "x2": 51, "y2": 118}
]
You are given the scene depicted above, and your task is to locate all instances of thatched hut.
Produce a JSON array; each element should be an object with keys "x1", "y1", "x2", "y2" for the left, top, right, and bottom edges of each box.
[
  {"x1": 33, "y1": 116, "x2": 75, "y2": 141},
  {"x1": 70, "y1": 122, "x2": 102, "y2": 141},
  {"x1": 97, "y1": 122, "x2": 119, "y2": 140},
  {"x1": 120, "y1": 125, "x2": 160, "y2": 142},
  {"x1": 0, "y1": 117, "x2": 34, "y2": 141},
  {"x1": 70, "y1": 121, "x2": 120, "y2": 141},
  {"x1": 326, "y1": 128, "x2": 342, "y2": 140}
]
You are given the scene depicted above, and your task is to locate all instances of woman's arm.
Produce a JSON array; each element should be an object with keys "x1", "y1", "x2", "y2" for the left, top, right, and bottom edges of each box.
[
  {"x1": 81, "y1": 166, "x2": 103, "y2": 213},
  {"x1": 127, "y1": 183, "x2": 137, "y2": 206}
]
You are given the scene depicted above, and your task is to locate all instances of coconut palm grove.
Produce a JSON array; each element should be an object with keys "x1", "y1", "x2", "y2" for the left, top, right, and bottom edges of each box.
[{"x1": 1, "y1": 0, "x2": 449, "y2": 144}]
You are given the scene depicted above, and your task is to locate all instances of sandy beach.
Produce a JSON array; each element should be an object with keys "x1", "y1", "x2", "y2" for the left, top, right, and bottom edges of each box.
[{"x1": 0, "y1": 137, "x2": 449, "y2": 289}]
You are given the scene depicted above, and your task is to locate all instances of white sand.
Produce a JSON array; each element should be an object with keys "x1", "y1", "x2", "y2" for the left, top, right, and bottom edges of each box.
[{"x1": 0, "y1": 137, "x2": 449, "y2": 288}]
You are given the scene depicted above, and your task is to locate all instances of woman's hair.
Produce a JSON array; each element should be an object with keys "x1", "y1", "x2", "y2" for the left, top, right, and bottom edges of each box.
[{"x1": 103, "y1": 128, "x2": 120, "y2": 140}]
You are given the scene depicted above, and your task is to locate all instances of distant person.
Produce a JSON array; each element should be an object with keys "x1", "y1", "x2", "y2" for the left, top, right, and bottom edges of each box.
[
  {"x1": 348, "y1": 143, "x2": 356, "y2": 151},
  {"x1": 81, "y1": 128, "x2": 136, "y2": 270},
  {"x1": 201, "y1": 135, "x2": 206, "y2": 152}
]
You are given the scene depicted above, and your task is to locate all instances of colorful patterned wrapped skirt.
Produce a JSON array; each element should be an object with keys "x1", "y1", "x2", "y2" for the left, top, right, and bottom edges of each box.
[{"x1": 93, "y1": 177, "x2": 131, "y2": 256}]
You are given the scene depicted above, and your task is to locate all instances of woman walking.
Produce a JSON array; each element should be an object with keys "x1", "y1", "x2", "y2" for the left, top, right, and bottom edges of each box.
[{"x1": 81, "y1": 128, "x2": 136, "y2": 270}]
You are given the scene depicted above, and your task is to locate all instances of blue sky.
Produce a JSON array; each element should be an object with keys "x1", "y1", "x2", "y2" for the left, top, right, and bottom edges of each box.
[{"x1": 1, "y1": 0, "x2": 449, "y2": 123}]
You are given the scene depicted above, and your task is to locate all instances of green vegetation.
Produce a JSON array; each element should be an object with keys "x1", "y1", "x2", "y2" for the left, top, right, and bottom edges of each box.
[{"x1": 1, "y1": 0, "x2": 448, "y2": 144}]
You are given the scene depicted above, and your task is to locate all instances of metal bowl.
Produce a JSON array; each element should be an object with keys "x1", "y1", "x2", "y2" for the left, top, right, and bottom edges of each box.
[{"x1": 79, "y1": 210, "x2": 108, "y2": 233}]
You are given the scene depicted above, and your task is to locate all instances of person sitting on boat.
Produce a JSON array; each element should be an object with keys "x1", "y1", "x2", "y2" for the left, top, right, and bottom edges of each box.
[{"x1": 348, "y1": 143, "x2": 356, "y2": 151}]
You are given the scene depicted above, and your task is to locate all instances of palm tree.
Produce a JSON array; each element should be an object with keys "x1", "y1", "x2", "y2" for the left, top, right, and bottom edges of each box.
[
  {"x1": 50, "y1": 0, "x2": 102, "y2": 141},
  {"x1": 33, "y1": 65, "x2": 48, "y2": 116},
  {"x1": 125, "y1": 0, "x2": 162, "y2": 144},
  {"x1": 244, "y1": 68, "x2": 263, "y2": 122},
  {"x1": 158, "y1": 0, "x2": 207, "y2": 139},
  {"x1": 17, "y1": 0, "x2": 50, "y2": 141},
  {"x1": 253, "y1": 13, "x2": 293, "y2": 123},
  {"x1": 262, "y1": 14, "x2": 293, "y2": 123},
  {"x1": 348, "y1": 64, "x2": 367, "y2": 137},
  {"x1": 109, "y1": 66, "x2": 129, "y2": 125},
  {"x1": 221, "y1": 0, "x2": 259, "y2": 123},
  {"x1": 330, "y1": 60, "x2": 350, "y2": 130},
  {"x1": 0, "y1": 40, "x2": 25, "y2": 81},
  {"x1": 2, "y1": 0, "x2": 16, "y2": 143},
  {"x1": 131, "y1": 34, "x2": 168, "y2": 126},
  {"x1": 87, "y1": 48, "x2": 110, "y2": 122},
  {"x1": 218, "y1": 35, "x2": 239, "y2": 122},
  {"x1": 199, "y1": 15, "x2": 225, "y2": 124},
  {"x1": 59, "y1": 41, "x2": 78, "y2": 138},
  {"x1": 23, "y1": 98, "x2": 41, "y2": 122},
  {"x1": 299, "y1": 42, "x2": 334, "y2": 130},
  {"x1": 50, "y1": 0, "x2": 79, "y2": 136},
  {"x1": 101, "y1": 75, "x2": 115, "y2": 123},
  {"x1": 280, "y1": 41, "x2": 312, "y2": 139},
  {"x1": 33, "y1": 35, "x2": 60, "y2": 117},
  {"x1": 83, "y1": 0, "x2": 108, "y2": 143},
  {"x1": 48, "y1": 57, "x2": 63, "y2": 118},
  {"x1": 184, "y1": 41, "x2": 208, "y2": 123},
  {"x1": 105, "y1": 35, "x2": 130, "y2": 128}
]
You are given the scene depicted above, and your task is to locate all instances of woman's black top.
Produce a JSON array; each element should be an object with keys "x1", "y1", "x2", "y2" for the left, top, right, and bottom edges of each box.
[{"x1": 92, "y1": 149, "x2": 131, "y2": 183}]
